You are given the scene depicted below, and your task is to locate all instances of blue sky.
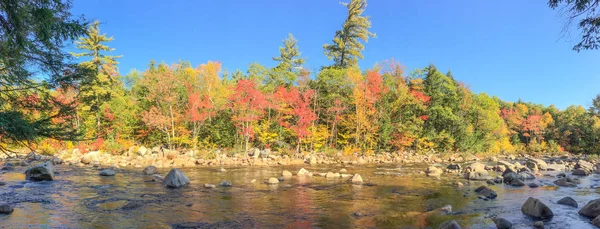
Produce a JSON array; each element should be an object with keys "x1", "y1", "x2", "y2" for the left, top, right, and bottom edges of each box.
[{"x1": 71, "y1": 0, "x2": 600, "y2": 109}]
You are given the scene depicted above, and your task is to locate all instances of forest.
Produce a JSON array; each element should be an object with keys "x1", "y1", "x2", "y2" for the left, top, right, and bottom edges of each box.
[{"x1": 2, "y1": 0, "x2": 600, "y2": 157}]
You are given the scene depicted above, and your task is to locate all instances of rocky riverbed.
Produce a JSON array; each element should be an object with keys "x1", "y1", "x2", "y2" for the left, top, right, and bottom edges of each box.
[{"x1": 2, "y1": 152, "x2": 600, "y2": 228}]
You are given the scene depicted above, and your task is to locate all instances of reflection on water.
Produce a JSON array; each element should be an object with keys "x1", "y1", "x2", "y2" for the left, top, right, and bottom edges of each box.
[{"x1": 1, "y1": 163, "x2": 599, "y2": 228}]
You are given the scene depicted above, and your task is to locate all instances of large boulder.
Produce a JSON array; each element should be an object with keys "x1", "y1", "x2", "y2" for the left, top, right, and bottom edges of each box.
[
  {"x1": 475, "y1": 185, "x2": 497, "y2": 199},
  {"x1": 575, "y1": 160, "x2": 594, "y2": 171},
  {"x1": 521, "y1": 197, "x2": 553, "y2": 220},
  {"x1": 24, "y1": 162, "x2": 54, "y2": 181},
  {"x1": 557, "y1": 197, "x2": 578, "y2": 208},
  {"x1": 579, "y1": 199, "x2": 600, "y2": 219},
  {"x1": 162, "y1": 169, "x2": 190, "y2": 188},
  {"x1": 503, "y1": 172, "x2": 519, "y2": 183},
  {"x1": 143, "y1": 166, "x2": 158, "y2": 175},
  {"x1": 438, "y1": 220, "x2": 462, "y2": 229}
]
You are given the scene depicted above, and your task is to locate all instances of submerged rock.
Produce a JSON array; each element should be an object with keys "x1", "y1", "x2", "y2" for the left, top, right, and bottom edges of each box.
[
  {"x1": 142, "y1": 166, "x2": 158, "y2": 175},
  {"x1": 521, "y1": 197, "x2": 553, "y2": 220},
  {"x1": 99, "y1": 169, "x2": 116, "y2": 176},
  {"x1": 438, "y1": 220, "x2": 462, "y2": 229},
  {"x1": 24, "y1": 162, "x2": 54, "y2": 181},
  {"x1": 579, "y1": 199, "x2": 600, "y2": 219},
  {"x1": 0, "y1": 204, "x2": 13, "y2": 214},
  {"x1": 557, "y1": 197, "x2": 577, "y2": 208},
  {"x1": 533, "y1": 221, "x2": 544, "y2": 228},
  {"x1": 509, "y1": 179, "x2": 525, "y2": 187},
  {"x1": 162, "y1": 169, "x2": 190, "y2": 188}
]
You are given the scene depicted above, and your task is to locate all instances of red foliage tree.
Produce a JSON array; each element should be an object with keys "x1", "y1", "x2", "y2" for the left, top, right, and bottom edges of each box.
[
  {"x1": 228, "y1": 79, "x2": 271, "y2": 152},
  {"x1": 274, "y1": 86, "x2": 317, "y2": 153}
]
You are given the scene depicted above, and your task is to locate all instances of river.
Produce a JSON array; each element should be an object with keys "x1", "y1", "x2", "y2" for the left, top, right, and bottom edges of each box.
[{"x1": 1, "y1": 162, "x2": 599, "y2": 228}]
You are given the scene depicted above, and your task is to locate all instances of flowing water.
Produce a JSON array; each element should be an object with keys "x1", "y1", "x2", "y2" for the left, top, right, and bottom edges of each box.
[{"x1": 0, "y1": 162, "x2": 599, "y2": 228}]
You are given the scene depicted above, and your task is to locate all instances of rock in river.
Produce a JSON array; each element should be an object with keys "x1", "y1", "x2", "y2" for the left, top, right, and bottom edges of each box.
[
  {"x1": 349, "y1": 174, "x2": 363, "y2": 184},
  {"x1": 24, "y1": 162, "x2": 54, "y2": 181},
  {"x1": 475, "y1": 185, "x2": 497, "y2": 199},
  {"x1": 426, "y1": 166, "x2": 443, "y2": 177},
  {"x1": 143, "y1": 166, "x2": 158, "y2": 175},
  {"x1": 297, "y1": 168, "x2": 309, "y2": 176},
  {"x1": 267, "y1": 177, "x2": 279, "y2": 185},
  {"x1": 579, "y1": 199, "x2": 600, "y2": 219},
  {"x1": 438, "y1": 220, "x2": 462, "y2": 229},
  {"x1": 509, "y1": 179, "x2": 525, "y2": 187},
  {"x1": 554, "y1": 177, "x2": 579, "y2": 187},
  {"x1": 572, "y1": 168, "x2": 591, "y2": 176},
  {"x1": 0, "y1": 204, "x2": 13, "y2": 214},
  {"x1": 162, "y1": 169, "x2": 190, "y2": 188},
  {"x1": 99, "y1": 169, "x2": 116, "y2": 176},
  {"x1": 557, "y1": 197, "x2": 577, "y2": 208},
  {"x1": 493, "y1": 218, "x2": 512, "y2": 229},
  {"x1": 282, "y1": 170, "x2": 292, "y2": 177},
  {"x1": 521, "y1": 197, "x2": 553, "y2": 220},
  {"x1": 219, "y1": 180, "x2": 232, "y2": 187}
]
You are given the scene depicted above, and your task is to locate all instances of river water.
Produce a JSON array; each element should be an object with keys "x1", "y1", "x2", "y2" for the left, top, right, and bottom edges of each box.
[{"x1": 1, "y1": 162, "x2": 599, "y2": 228}]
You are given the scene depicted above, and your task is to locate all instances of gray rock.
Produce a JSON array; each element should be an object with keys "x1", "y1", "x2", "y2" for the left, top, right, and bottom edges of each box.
[
  {"x1": 557, "y1": 197, "x2": 577, "y2": 208},
  {"x1": 579, "y1": 199, "x2": 600, "y2": 219},
  {"x1": 0, "y1": 204, "x2": 13, "y2": 214},
  {"x1": 527, "y1": 158, "x2": 548, "y2": 170},
  {"x1": 219, "y1": 180, "x2": 232, "y2": 187},
  {"x1": 143, "y1": 166, "x2": 158, "y2": 175},
  {"x1": 528, "y1": 183, "x2": 540, "y2": 188},
  {"x1": 475, "y1": 185, "x2": 497, "y2": 199},
  {"x1": 493, "y1": 218, "x2": 512, "y2": 229},
  {"x1": 533, "y1": 221, "x2": 544, "y2": 229},
  {"x1": 572, "y1": 168, "x2": 590, "y2": 176},
  {"x1": 99, "y1": 169, "x2": 115, "y2": 176},
  {"x1": 518, "y1": 171, "x2": 536, "y2": 180},
  {"x1": 510, "y1": 179, "x2": 525, "y2": 187},
  {"x1": 521, "y1": 197, "x2": 553, "y2": 220},
  {"x1": 447, "y1": 164, "x2": 462, "y2": 170},
  {"x1": 438, "y1": 220, "x2": 462, "y2": 229},
  {"x1": 162, "y1": 169, "x2": 190, "y2": 188},
  {"x1": 503, "y1": 172, "x2": 519, "y2": 184},
  {"x1": 575, "y1": 160, "x2": 593, "y2": 171},
  {"x1": 554, "y1": 177, "x2": 579, "y2": 187},
  {"x1": 24, "y1": 162, "x2": 54, "y2": 181},
  {"x1": 592, "y1": 215, "x2": 600, "y2": 228}
]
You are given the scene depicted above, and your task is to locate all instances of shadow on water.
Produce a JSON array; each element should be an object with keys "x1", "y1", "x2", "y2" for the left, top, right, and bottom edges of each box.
[{"x1": 1, "y1": 163, "x2": 600, "y2": 228}]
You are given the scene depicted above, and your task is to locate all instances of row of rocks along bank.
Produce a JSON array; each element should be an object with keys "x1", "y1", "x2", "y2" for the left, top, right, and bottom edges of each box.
[
  {"x1": 0, "y1": 151, "x2": 366, "y2": 216},
  {"x1": 431, "y1": 156, "x2": 600, "y2": 228},
  {"x1": 4, "y1": 149, "x2": 600, "y2": 228}
]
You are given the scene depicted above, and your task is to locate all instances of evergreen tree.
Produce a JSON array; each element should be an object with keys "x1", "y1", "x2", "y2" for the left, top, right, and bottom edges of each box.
[
  {"x1": 0, "y1": 0, "x2": 88, "y2": 156},
  {"x1": 71, "y1": 20, "x2": 121, "y2": 138},
  {"x1": 269, "y1": 33, "x2": 305, "y2": 88},
  {"x1": 323, "y1": 0, "x2": 375, "y2": 68}
]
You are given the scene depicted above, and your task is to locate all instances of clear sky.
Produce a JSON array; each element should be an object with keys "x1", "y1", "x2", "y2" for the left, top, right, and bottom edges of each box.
[{"x1": 71, "y1": 0, "x2": 600, "y2": 110}]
